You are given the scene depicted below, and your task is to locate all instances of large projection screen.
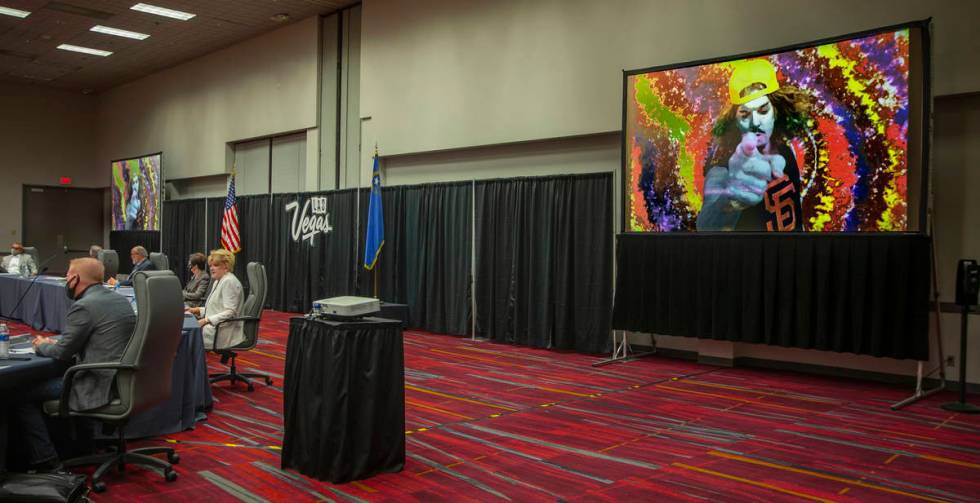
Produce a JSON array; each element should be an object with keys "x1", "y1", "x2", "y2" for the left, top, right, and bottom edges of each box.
[
  {"x1": 111, "y1": 152, "x2": 162, "y2": 231},
  {"x1": 623, "y1": 21, "x2": 929, "y2": 233}
]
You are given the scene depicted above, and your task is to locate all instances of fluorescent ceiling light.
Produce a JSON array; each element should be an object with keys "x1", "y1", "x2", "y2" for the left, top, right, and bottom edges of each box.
[
  {"x1": 130, "y1": 3, "x2": 195, "y2": 21},
  {"x1": 57, "y1": 44, "x2": 113, "y2": 57},
  {"x1": 91, "y1": 25, "x2": 150, "y2": 40},
  {"x1": 0, "y1": 6, "x2": 31, "y2": 18}
]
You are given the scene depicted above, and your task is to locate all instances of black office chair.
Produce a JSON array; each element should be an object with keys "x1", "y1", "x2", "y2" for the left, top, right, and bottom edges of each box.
[
  {"x1": 209, "y1": 262, "x2": 273, "y2": 392},
  {"x1": 44, "y1": 270, "x2": 184, "y2": 493},
  {"x1": 97, "y1": 249, "x2": 119, "y2": 282},
  {"x1": 148, "y1": 252, "x2": 169, "y2": 272}
]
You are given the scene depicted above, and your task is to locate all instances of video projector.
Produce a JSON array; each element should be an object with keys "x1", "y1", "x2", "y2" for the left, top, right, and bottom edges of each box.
[{"x1": 312, "y1": 296, "x2": 380, "y2": 320}]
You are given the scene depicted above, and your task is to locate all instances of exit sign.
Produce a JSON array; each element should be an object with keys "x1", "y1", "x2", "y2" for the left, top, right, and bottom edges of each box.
[{"x1": 59, "y1": 176, "x2": 72, "y2": 185}]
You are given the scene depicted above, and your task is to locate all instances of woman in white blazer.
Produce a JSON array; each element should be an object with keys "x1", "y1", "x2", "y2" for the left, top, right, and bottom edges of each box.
[{"x1": 187, "y1": 249, "x2": 244, "y2": 349}]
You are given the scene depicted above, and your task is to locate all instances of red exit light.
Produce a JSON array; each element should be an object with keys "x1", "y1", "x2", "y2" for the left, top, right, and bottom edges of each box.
[{"x1": 59, "y1": 176, "x2": 72, "y2": 185}]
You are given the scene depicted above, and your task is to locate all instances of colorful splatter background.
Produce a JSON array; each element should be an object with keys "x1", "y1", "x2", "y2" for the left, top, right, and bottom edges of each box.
[
  {"x1": 111, "y1": 154, "x2": 161, "y2": 231},
  {"x1": 626, "y1": 29, "x2": 910, "y2": 232}
]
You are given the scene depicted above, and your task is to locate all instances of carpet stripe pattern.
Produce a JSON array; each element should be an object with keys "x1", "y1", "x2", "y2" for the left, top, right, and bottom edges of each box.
[{"x1": 6, "y1": 312, "x2": 980, "y2": 501}]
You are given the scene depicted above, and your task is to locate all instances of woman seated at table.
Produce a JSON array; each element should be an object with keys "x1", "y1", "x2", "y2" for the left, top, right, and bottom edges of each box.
[
  {"x1": 182, "y1": 252, "x2": 211, "y2": 308},
  {"x1": 186, "y1": 249, "x2": 243, "y2": 350}
]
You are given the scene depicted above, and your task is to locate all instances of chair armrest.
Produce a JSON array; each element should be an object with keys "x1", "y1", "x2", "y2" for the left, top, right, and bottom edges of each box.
[
  {"x1": 213, "y1": 316, "x2": 260, "y2": 328},
  {"x1": 212, "y1": 316, "x2": 260, "y2": 352},
  {"x1": 57, "y1": 362, "x2": 137, "y2": 418}
]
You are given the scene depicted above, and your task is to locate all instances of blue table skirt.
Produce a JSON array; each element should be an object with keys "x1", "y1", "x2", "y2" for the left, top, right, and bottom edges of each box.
[
  {"x1": 116, "y1": 315, "x2": 214, "y2": 438},
  {"x1": 0, "y1": 274, "x2": 73, "y2": 333}
]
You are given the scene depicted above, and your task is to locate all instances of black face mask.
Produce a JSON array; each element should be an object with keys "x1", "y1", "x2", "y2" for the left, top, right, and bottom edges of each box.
[{"x1": 65, "y1": 277, "x2": 79, "y2": 300}]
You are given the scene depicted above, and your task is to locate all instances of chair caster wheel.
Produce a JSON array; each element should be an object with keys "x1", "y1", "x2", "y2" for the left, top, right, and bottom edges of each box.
[
  {"x1": 168, "y1": 452, "x2": 180, "y2": 464},
  {"x1": 165, "y1": 469, "x2": 178, "y2": 482},
  {"x1": 93, "y1": 481, "x2": 107, "y2": 493}
]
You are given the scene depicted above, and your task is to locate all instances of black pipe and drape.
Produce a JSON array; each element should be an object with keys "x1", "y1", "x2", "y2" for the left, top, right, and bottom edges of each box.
[
  {"x1": 109, "y1": 230, "x2": 160, "y2": 275},
  {"x1": 205, "y1": 197, "x2": 224, "y2": 254},
  {"x1": 163, "y1": 173, "x2": 614, "y2": 354},
  {"x1": 612, "y1": 233, "x2": 931, "y2": 360},
  {"x1": 162, "y1": 199, "x2": 206, "y2": 284},
  {"x1": 474, "y1": 173, "x2": 613, "y2": 354},
  {"x1": 268, "y1": 190, "x2": 362, "y2": 312},
  {"x1": 357, "y1": 182, "x2": 472, "y2": 336}
]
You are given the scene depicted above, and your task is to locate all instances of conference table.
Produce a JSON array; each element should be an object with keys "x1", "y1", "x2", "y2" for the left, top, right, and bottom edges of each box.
[
  {"x1": 0, "y1": 273, "x2": 74, "y2": 333},
  {"x1": 0, "y1": 274, "x2": 213, "y2": 439}
]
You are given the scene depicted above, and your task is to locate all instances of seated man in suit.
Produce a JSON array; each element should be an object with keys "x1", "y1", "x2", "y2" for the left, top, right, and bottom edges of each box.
[
  {"x1": 1, "y1": 242, "x2": 38, "y2": 277},
  {"x1": 182, "y1": 252, "x2": 211, "y2": 308},
  {"x1": 6, "y1": 258, "x2": 137, "y2": 472},
  {"x1": 107, "y1": 245, "x2": 155, "y2": 287}
]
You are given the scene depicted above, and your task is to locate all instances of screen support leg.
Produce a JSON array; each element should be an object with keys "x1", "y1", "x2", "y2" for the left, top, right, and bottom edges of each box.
[
  {"x1": 593, "y1": 330, "x2": 656, "y2": 367},
  {"x1": 892, "y1": 213, "x2": 946, "y2": 410}
]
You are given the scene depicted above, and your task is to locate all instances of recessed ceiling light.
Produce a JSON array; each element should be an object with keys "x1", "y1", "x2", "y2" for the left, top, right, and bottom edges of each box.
[
  {"x1": 0, "y1": 6, "x2": 31, "y2": 18},
  {"x1": 57, "y1": 44, "x2": 113, "y2": 57},
  {"x1": 91, "y1": 25, "x2": 150, "y2": 40},
  {"x1": 270, "y1": 13, "x2": 290, "y2": 23},
  {"x1": 130, "y1": 3, "x2": 195, "y2": 21}
]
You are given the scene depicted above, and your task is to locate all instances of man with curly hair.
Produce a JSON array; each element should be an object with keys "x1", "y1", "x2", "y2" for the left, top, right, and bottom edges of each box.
[{"x1": 696, "y1": 59, "x2": 814, "y2": 231}]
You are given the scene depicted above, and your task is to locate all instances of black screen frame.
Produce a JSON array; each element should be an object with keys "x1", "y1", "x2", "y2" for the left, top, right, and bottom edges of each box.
[
  {"x1": 110, "y1": 151, "x2": 165, "y2": 233},
  {"x1": 620, "y1": 19, "x2": 933, "y2": 235}
]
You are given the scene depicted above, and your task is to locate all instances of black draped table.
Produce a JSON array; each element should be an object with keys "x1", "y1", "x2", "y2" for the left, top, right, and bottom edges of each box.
[
  {"x1": 612, "y1": 233, "x2": 931, "y2": 361},
  {"x1": 0, "y1": 314, "x2": 212, "y2": 439},
  {"x1": 379, "y1": 302, "x2": 409, "y2": 326},
  {"x1": 282, "y1": 316, "x2": 405, "y2": 483}
]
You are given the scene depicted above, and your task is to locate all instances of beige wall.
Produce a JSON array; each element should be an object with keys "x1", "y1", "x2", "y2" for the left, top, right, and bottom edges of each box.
[
  {"x1": 384, "y1": 133, "x2": 618, "y2": 186},
  {"x1": 96, "y1": 17, "x2": 320, "y2": 182},
  {"x1": 0, "y1": 82, "x2": 99, "y2": 240},
  {"x1": 361, "y1": 0, "x2": 980, "y2": 170},
  {"x1": 932, "y1": 92, "x2": 980, "y2": 385}
]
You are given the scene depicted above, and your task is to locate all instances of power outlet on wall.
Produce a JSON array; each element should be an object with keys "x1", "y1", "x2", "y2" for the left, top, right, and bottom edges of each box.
[{"x1": 946, "y1": 355, "x2": 956, "y2": 367}]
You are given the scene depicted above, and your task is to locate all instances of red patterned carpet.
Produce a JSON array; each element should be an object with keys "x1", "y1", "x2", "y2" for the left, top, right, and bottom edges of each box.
[{"x1": 7, "y1": 311, "x2": 980, "y2": 502}]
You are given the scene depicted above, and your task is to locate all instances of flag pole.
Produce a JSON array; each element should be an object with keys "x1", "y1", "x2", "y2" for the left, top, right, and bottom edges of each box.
[{"x1": 373, "y1": 145, "x2": 379, "y2": 299}]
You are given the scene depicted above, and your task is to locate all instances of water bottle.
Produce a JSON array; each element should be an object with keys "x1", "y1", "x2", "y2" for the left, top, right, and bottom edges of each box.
[{"x1": 0, "y1": 323, "x2": 9, "y2": 359}]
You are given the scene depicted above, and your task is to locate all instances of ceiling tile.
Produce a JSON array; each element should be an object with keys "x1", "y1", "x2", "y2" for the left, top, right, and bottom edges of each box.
[{"x1": 0, "y1": 0, "x2": 357, "y2": 92}]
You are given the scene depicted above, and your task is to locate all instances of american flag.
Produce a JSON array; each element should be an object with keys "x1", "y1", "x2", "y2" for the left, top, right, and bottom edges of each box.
[{"x1": 220, "y1": 171, "x2": 241, "y2": 253}]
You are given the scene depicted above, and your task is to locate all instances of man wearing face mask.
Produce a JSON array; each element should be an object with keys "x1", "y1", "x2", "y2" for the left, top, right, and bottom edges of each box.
[
  {"x1": 1, "y1": 242, "x2": 38, "y2": 277},
  {"x1": 5, "y1": 258, "x2": 136, "y2": 472},
  {"x1": 697, "y1": 59, "x2": 814, "y2": 231}
]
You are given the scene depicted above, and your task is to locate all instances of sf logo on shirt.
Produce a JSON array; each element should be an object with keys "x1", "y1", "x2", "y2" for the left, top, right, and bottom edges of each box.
[{"x1": 764, "y1": 175, "x2": 797, "y2": 232}]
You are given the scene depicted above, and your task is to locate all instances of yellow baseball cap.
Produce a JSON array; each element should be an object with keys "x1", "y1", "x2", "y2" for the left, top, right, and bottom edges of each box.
[{"x1": 729, "y1": 59, "x2": 780, "y2": 105}]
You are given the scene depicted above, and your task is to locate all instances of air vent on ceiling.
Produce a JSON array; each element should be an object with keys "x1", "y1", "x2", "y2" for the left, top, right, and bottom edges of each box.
[{"x1": 44, "y1": 1, "x2": 114, "y2": 20}]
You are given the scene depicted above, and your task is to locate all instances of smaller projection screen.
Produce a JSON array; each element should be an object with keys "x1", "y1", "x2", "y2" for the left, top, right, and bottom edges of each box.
[
  {"x1": 623, "y1": 21, "x2": 929, "y2": 232},
  {"x1": 111, "y1": 153, "x2": 162, "y2": 231}
]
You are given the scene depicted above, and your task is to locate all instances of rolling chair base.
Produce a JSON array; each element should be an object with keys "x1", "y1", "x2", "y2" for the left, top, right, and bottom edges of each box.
[
  {"x1": 63, "y1": 427, "x2": 178, "y2": 493},
  {"x1": 209, "y1": 352, "x2": 273, "y2": 392}
]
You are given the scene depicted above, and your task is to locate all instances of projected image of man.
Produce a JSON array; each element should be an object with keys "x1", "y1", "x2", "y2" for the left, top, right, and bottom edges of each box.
[
  {"x1": 697, "y1": 59, "x2": 813, "y2": 231},
  {"x1": 125, "y1": 170, "x2": 144, "y2": 230}
]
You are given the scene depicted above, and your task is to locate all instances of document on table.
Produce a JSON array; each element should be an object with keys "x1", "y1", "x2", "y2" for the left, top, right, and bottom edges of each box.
[{"x1": 10, "y1": 347, "x2": 35, "y2": 355}]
